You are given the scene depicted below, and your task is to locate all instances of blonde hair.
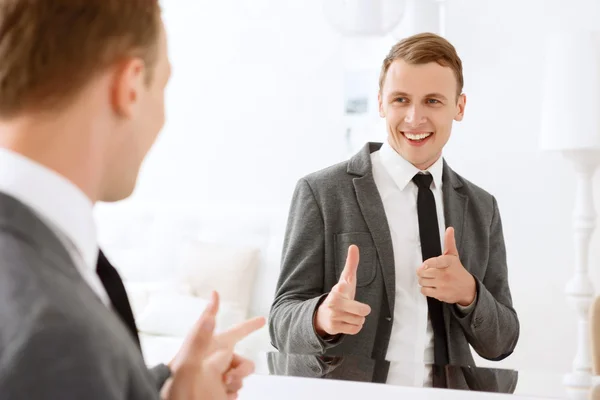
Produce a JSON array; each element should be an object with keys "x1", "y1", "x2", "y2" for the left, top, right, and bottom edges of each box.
[{"x1": 379, "y1": 32, "x2": 464, "y2": 97}]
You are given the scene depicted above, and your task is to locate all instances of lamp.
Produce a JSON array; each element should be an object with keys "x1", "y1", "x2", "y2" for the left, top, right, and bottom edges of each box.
[
  {"x1": 322, "y1": 0, "x2": 406, "y2": 37},
  {"x1": 540, "y1": 29, "x2": 600, "y2": 400},
  {"x1": 391, "y1": 0, "x2": 447, "y2": 39}
]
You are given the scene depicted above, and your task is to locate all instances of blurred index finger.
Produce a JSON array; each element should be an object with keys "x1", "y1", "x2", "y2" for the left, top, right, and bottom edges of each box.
[{"x1": 216, "y1": 316, "x2": 266, "y2": 348}]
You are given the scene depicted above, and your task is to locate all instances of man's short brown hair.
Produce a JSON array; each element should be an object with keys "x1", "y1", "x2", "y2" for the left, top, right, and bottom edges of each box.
[
  {"x1": 379, "y1": 32, "x2": 464, "y2": 98},
  {"x1": 0, "y1": 0, "x2": 161, "y2": 118}
]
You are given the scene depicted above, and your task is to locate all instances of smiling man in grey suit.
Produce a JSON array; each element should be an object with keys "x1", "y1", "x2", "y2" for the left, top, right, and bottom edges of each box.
[
  {"x1": 0, "y1": 1, "x2": 264, "y2": 399},
  {"x1": 269, "y1": 33, "x2": 519, "y2": 388}
]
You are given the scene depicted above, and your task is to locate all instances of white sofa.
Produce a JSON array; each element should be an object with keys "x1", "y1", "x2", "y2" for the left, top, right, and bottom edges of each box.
[{"x1": 94, "y1": 200, "x2": 288, "y2": 366}]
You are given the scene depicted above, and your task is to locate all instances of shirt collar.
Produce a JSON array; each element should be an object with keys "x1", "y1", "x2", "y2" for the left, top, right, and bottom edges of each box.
[
  {"x1": 0, "y1": 148, "x2": 98, "y2": 271},
  {"x1": 378, "y1": 140, "x2": 444, "y2": 191}
]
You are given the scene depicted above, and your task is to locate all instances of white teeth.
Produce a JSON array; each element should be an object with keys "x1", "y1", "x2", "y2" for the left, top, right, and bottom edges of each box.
[{"x1": 404, "y1": 132, "x2": 432, "y2": 140}]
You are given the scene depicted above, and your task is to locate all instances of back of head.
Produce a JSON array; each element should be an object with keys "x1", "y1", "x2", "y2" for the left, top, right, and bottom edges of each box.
[
  {"x1": 0, "y1": 0, "x2": 169, "y2": 203},
  {"x1": 0, "y1": 0, "x2": 161, "y2": 118},
  {"x1": 379, "y1": 32, "x2": 464, "y2": 98}
]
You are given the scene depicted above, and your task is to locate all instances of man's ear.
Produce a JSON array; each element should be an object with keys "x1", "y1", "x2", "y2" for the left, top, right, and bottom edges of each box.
[
  {"x1": 111, "y1": 58, "x2": 146, "y2": 118},
  {"x1": 378, "y1": 91, "x2": 385, "y2": 118},
  {"x1": 454, "y1": 93, "x2": 466, "y2": 122}
]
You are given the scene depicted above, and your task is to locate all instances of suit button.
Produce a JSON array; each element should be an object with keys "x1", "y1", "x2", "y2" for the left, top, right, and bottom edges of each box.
[{"x1": 386, "y1": 317, "x2": 392, "y2": 322}]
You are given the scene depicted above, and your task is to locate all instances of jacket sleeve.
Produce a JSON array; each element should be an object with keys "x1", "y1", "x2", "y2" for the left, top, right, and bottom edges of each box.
[
  {"x1": 268, "y1": 178, "x2": 342, "y2": 354},
  {"x1": 450, "y1": 196, "x2": 520, "y2": 360}
]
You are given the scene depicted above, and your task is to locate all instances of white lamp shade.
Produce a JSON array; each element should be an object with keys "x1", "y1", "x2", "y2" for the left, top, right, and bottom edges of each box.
[
  {"x1": 391, "y1": 0, "x2": 440, "y2": 39},
  {"x1": 540, "y1": 30, "x2": 600, "y2": 151},
  {"x1": 323, "y1": 0, "x2": 406, "y2": 37}
]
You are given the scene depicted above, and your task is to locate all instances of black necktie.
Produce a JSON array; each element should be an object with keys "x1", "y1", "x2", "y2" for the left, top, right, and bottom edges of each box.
[
  {"x1": 412, "y1": 173, "x2": 449, "y2": 369},
  {"x1": 96, "y1": 249, "x2": 141, "y2": 349}
]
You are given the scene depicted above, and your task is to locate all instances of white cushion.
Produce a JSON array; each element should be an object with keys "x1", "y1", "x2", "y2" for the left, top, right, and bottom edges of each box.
[
  {"x1": 175, "y1": 240, "x2": 261, "y2": 315},
  {"x1": 124, "y1": 281, "x2": 184, "y2": 318},
  {"x1": 136, "y1": 291, "x2": 247, "y2": 337}
]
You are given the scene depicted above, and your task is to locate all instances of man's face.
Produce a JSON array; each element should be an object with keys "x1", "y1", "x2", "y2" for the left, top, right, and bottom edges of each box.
[
  {"x1": 378, "y1": 59, "x2": 466, "y2": 170},
  {"x1": 102, "y1": 19, "x2": 172, "y2": 202}
]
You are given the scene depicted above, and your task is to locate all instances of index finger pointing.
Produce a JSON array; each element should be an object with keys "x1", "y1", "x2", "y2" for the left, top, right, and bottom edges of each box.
[
  {"x1": 339, "y1": 245, "x2": 360, "y2": 285},
  {"x1": 216, "y1": 316, "x2": 266, "y2": 347}
]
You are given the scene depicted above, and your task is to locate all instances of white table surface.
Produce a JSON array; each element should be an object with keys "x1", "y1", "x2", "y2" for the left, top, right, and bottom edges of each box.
[{"x1": 238, "y1": 374, "x2": 558, "y2": 400}]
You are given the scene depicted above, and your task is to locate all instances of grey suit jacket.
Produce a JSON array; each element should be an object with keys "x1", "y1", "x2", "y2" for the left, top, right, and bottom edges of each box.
[
  {"x1": 0, "y1": 193, "x2": 165, "y2": 399},
  {"x1": 269, "y1": 142, "x2": 519, "y2": 367}
]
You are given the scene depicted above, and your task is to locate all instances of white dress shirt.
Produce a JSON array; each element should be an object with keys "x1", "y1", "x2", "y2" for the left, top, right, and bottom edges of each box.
[
  {"x1": 0, "y1": 148, "x2": 109, "y2": 306},
  {"x1": 371, "y1": 141, "x2": 447, "y2": 387}
]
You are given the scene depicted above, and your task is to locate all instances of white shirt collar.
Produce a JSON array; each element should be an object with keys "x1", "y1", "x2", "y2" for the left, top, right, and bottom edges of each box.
[
  {"x1": 0, "y1": 148, "x2": 98, "y2": 271},
  {"x1": 378, "y1": 140, "x2": 444, "y2": 191}
]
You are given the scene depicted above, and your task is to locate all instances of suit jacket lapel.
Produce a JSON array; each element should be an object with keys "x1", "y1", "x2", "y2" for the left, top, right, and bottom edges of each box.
[
  {"x1": 442, "y1": 160, "x2": 468, "y2": 261},
  {"x1": 349, "y1": 143, "x2": 396, "y2": 315},
  {"x1": 441, "y1": 160, "x2": 469, "y2": 343}
]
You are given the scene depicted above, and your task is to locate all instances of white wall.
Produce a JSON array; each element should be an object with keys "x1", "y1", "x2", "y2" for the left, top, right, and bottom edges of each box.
[
  {"x1": 133, "y1": 0, "x2": 348, "y2": 207},
  {"x1": 126, "y1": 0, "x2": 600, "y2": 378}
]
